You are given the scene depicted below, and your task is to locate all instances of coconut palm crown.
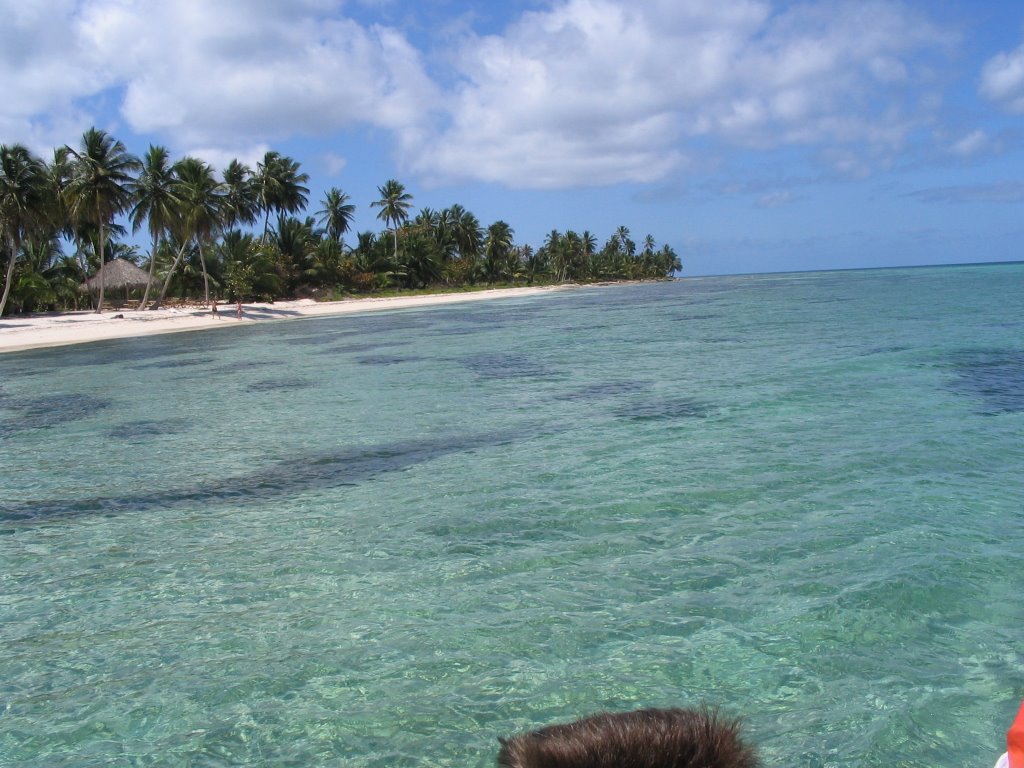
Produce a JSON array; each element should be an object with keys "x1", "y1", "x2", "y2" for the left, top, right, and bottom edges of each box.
[
  {"x1": 0, "y1": 144, "x2": 49, "y2": 316},
  {"x1": 371, "y1": 179, "x2": 414, "y2": 262},
  {"x1": 128, "y1": 145, "x2": 179, "y2": 310},
  {"x1": 65, "y1": 128, "x2": 141, "y2": 312},
  {"x1": 317, "y1": 187, "x2": 356, "y2": 247},
  {"x1": 255, "y1": 151, "x2": 309, "y2": 242}
]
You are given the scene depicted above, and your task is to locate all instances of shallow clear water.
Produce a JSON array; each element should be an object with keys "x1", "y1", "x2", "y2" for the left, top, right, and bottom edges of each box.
[{"x1": 1, "y1": 264, "x2": 1022, "y2": 767}]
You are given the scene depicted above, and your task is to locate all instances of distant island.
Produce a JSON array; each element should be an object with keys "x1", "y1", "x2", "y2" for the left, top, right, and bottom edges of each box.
[{"x1": 0, "y1": 129, "x2": 681, "y2": 317}]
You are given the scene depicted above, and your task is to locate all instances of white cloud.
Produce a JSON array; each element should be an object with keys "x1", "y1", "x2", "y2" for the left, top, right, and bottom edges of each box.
[
  {"x1": 323, "y1": 152, "x2": 349, "y2": 176},
  {"x1": 948, "y1": 129, "x2": 990, "y2": 158},
  {"x1": 980, "y1": 40, "x2": 1024, "y2": 113},
  {"x1": 756, "y1": 190, "x2": 797, "y2": 208},
  {"x1": 81, "y1": 0, "x2": 439, "y2": 146},
  {"x1": 0, "y1": 0, "x2": 116, "y2": 149},
  {"x1": 406, "y1": 0, "x2": 955, "y2": 187},
  {"x1": 0, "y1": 0, "x2": 961, "y2": 190},
  {"x1": 0, "y1": 0, "x2": 439, "y2": 151},
  {"x1": 908, "y1": 182, "x2": 1024, "y2": 204},
  {"x1": 185, "y1": 144, "x2": 272, "y2": 175},
  {"x1": 406, "y1": 0, "x2": 766, "y2": 187}
]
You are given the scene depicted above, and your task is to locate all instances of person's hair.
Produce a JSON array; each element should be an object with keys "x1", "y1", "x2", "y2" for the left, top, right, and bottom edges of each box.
[{"x1": 496, "y1": 706, "x2": 760, "y2": 768}]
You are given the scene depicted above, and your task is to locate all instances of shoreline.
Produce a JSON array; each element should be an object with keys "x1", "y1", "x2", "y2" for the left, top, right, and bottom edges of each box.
[{"x1": 0, "y1": 285, "x2": 579, "y2": 355}]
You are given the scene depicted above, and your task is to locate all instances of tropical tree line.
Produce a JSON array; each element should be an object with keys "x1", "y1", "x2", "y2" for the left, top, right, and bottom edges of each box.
[{"x1": 0, "y1": 129, "x2": 682, "y2": 316}]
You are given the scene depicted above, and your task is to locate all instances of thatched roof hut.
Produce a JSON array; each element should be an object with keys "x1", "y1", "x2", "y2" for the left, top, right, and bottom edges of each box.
[
  {"x1": 80, "y1": 259, "x2": 155, "y2": 308},
  {"x1": 81, "y1": 259, "x2": 154, "y2": 292}
]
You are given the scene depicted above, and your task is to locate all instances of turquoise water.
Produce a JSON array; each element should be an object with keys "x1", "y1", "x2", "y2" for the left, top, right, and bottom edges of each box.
[{"x1": 1, "y1": 264, "x2": 1022, "y2": 767}]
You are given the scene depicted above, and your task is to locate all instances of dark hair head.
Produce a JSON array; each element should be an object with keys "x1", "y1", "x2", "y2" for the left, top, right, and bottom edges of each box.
[{"x1": 497, "y1": 706, "x2": 760, "y2": 768}]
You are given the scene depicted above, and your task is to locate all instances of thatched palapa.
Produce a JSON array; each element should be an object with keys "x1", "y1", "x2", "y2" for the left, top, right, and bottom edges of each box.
[
  {"x1": 81, "y1": 259, "x2": 155, "y2": 291},
  {"x1": 80, "y1": 259, "x2": 156, "y2": 308}
]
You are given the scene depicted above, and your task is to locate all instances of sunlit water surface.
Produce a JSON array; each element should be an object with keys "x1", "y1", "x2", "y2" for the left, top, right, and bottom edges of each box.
[{"x1": 2, "y1": 265, "x2": 1023, "y2": 767}]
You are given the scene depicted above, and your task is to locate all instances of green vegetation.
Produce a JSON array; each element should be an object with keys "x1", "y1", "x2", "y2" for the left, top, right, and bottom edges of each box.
[{"x1": 0, "y1": 129, "x2": 682, "y2": 316}]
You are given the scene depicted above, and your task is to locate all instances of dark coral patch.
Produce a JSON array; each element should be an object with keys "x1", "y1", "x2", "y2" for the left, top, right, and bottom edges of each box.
[
  {"x1": 0, "y1": 393, "x2": 113, "y2": 438},
  {"x1": 947, "y1": 348, "x2": 1024, "y2": 415},
  {"x1": 107, "y1": 418, "x2": 192, "y2": 440},
  {"x1": 461, "y1": 352, "x2": 559, "y2": 380},
  {"x1": 554, "y1": 380, "x2": 652, "y2": 402},
  {"x1": 356, "y1": 355, "x2": 426, "y2": 366},
  {"x1": 0, "y1": 427, "x2": 536, "y2": 524},
  {"x1": 613, "y1": 397, "x2": 711, "y2": 421},
  {"x1": 245, "y1": 377, "x2": 313, "y2": 393}
]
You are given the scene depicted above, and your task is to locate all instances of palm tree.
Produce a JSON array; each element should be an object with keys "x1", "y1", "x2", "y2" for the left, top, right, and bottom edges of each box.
[
  {"x1": 46, "y1": 147, "x2": 74, "y2": 248},
  {"x1": 542, "y1": 229, "x2": 567, "y2": 281},
  {"x1": 273, "y1": 214, "x2": 322, "y2": 292},
  {"x1": 42, "y1": 252, "x2": 85, "y2": 311},
  {"x1": 483, "y1": 220, "x2": 515, "y2": 282},
  {"x1": 221, "y1": 159, "x2": 258, "y2": 232},
  {"x1": 254, "y1": 151, "x2": 309, "y2": 242},
  {"x1": 316, "y1": 187, "x2": 355, "y2": 247},
  {"x1": 129, "y1": 145, "x2": 178, "y2": 310},
  {"x1": 563, "y1": 230, "x2": 587, "y2": 281},
  {"x1": 522, "y1": 244, "x2": 551, "y2": 284},
  {"x1": 0, "y1": 144, "x2": 49, "y2": 317},
  {"x1": 168, "y1": 157, "x2": 223, "y2": 306},
  {"x1": 305, "y1": 235, "x2": 345, "y2": 288},
  {"x1": 658, "y1": 244, "x2": 682, "y2": 276},
  {"x1": 414, "y1": 206, "x2": 440, "y2": 232},
  {"x1": 65, "y1": 128, "x2": 140, "y2": 312},
  {"x1": 44, "y1": 147, "x2": 100, "y2": 290},
  {"x1": 370, "y1": 179, "x2": 413, "y2": 263},
  {"x1": 351, "y1": 230, "x2": 379, "y2": 275},
  {"x1": 445, "y1": 204, "x2": 483, "y2": 263},
  {"x1": 615, "y1": 225, "x2": 636, "y2": 258}
]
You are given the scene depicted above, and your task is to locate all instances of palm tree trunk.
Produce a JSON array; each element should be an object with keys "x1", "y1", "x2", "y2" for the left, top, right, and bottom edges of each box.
[
  {"x1": 151, "y1": 243, "x2": 188, "y2": 310},
  {"x1": 0, "y1": 234, "x2": 19, "y2": 318},
  {"x1": 197, "y1": 240, "x2": 210, "y2": 306},
  {"x1": 137, "y1": 233, "x2": 160, "y2": 310},
  {"x1": 262, "y1": 208, "x2": 272, "y2": 244},
  {"x1": 95, "y1": 217, "x2": 105, "y2": 313}
]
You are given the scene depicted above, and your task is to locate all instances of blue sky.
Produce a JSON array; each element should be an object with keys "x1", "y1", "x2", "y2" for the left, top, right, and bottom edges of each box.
[{"x1": 3, "y1": 0, "x2": 1024, "y2": 275}]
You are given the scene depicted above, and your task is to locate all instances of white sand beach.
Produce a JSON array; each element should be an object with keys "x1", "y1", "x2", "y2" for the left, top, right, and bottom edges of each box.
[{"x1": 0, "y1": 285, "x2": 575, "y2": 354}]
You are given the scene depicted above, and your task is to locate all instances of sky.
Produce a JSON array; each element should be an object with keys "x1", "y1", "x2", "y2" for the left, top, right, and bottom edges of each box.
[{"x1": 2, "y1": 0, "x2": 1024, "y2": 276}]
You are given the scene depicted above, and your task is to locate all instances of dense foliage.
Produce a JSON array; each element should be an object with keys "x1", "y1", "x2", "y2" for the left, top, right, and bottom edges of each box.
[{"x1": 0, "y1": 130, "x2": 682, "y2": 316}]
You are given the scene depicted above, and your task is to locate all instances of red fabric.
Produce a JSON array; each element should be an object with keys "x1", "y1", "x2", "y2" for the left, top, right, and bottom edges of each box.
[{"x1": 1008, "y1": 700, "x2": 1024, "y2": 768}]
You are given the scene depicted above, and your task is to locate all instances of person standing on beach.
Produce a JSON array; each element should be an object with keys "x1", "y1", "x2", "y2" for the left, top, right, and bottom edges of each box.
[
  {"x1": 211, "y1": 301, "x2": 218, "y2": 319},
  {"x1": 236, "y1": 299, "x2": 242, "y2": 319}
]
